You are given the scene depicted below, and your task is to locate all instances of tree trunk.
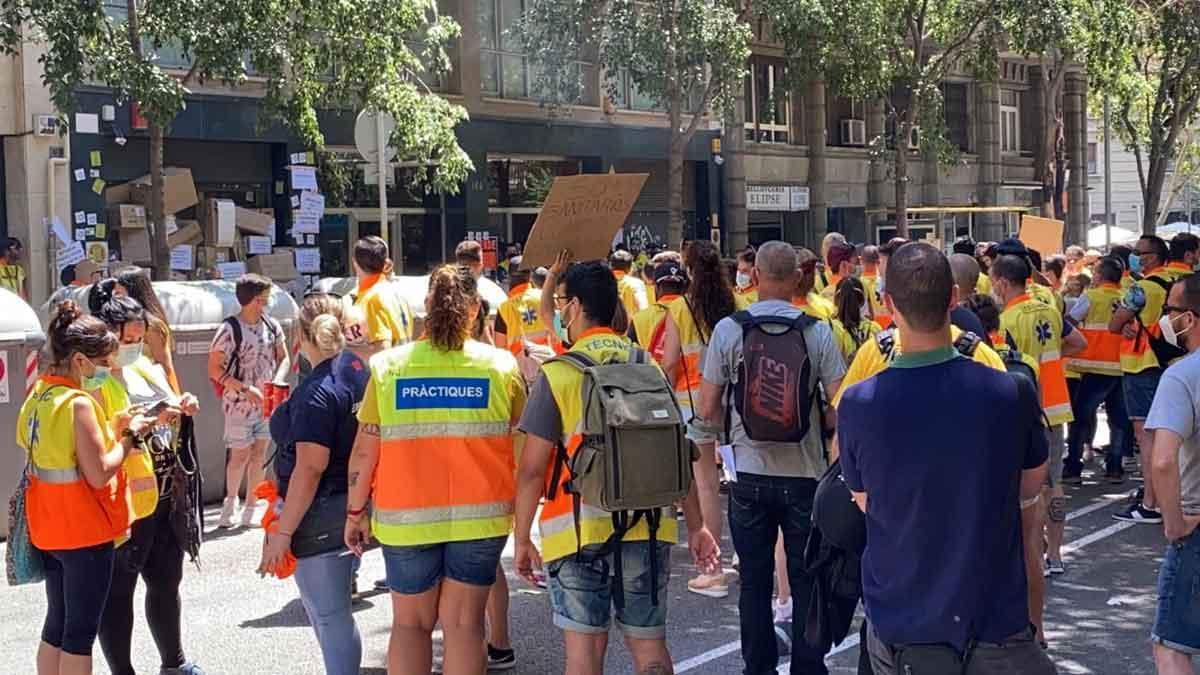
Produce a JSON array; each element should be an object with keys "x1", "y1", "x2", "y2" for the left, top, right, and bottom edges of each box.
[
  {"x1": 894, "y1": 113, "x2": 911, "y2": 239},
  {"x1": 149, "y1": 122, "x2": 169, "y2": 280},
  {"x1": 667, "y1": 102, "x2": 684, "y2": 247},
  {"x1": 1144, "y1": 156, "x2": 1166, "y2": 234}
]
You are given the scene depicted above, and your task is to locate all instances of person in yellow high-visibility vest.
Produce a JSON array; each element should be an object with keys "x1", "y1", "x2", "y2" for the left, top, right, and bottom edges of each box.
[
  {"x1": 628, "y1": 256, "x2": 687, "y2": 349},
  {"x1": 733, "y1": 246, "x2": 759, "y2": 309},
  {"x1": 345, "y1": 265, "x2": 526, "y2": 675},
  {"x1": 991, "y1": 254, "x2": 1087, "y2": 579},
  {"x1": 513, "y1": 260, "x2": 718, "y2": 675},
  {"x1": 1063, "y1": 257, "x2": 1131, "y2": 485},
  {"x1": 610, "y1": 249, "x2": 649, "y2": 319},
  {"x1": 1110, "y1": 235, "x2": 1176, "y2": 524}
]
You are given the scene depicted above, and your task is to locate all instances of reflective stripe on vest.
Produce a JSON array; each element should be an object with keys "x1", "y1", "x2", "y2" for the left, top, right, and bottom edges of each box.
[
  {"x1": 632, "y1": 295, "x2": 677, "y2": 350},
  {"x1": 367, "y1": 340, "x2": 520, "y2": 547},
  {"x1": 1120, "y1": 272, "x2": 1170, "y2": 374},
  {"x1": 499, "y1": 283, "x2": 547, "y2": 354},
  {"x1": 17, "y1": 377, "x2": 130, "y2": 550},
  {"x1": 1001, "y1": 295, "x2": 1074, "y2": 426},
  {"x1": 538, "y1": 329, "x2": 678, "y2": 563},
  {"x1": 1067, "y1": 284, "x2": 1123, "y2": 377}
]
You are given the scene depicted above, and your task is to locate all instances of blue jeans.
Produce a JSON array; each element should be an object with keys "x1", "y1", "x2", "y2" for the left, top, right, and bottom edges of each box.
[
  {"x1": 1066, "y1": 374, "x2": 1131, "y2": 476},
  {"x1": 546, "y1": 541, "x2": 671, "y2": 639},
  {"x1": 1153, "y1": 528, "x2": 1200, "y2": 655},
  {"x1": 728, "y1": 473, "x2": 827, "y2": 675},
  {"x1": 381, "y1": 536, "x2": 507, "y2": 594},
  {"x1": 293, "y1": 550, "x2": 362, "y2": 675}
]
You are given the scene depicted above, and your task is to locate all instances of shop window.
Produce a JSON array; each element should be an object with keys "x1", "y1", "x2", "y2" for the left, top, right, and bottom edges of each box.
[
  {"x1": 609, "y1": 70, "x2": 664, "y2": 112},
  {"x1": 487, "y1": 158, "x2": 581, "y2": 207},
  {"x1": 1000, "y1": 89, "x2": 1020, "y2": 155},
  {"x1": 744, "y1": 59, "x2": 789, "y2": 144},
  {"x1": 478, "y1": 0, "x2": 595, "y2": 103}
]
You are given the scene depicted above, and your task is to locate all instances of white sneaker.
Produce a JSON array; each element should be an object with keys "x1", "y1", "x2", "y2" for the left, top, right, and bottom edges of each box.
[
  {"x1": 216, "y1": 497, "x2": 237, "y2": 529},
  {"x1": 687, "y1": 572, "x2": 729, "y2": 598},
  {"x1": 773, "y1": 597, "x2": 794, "y2": 624},
  {"x1": 240, "y1": 500, "x2": 259, "y2": 528}
]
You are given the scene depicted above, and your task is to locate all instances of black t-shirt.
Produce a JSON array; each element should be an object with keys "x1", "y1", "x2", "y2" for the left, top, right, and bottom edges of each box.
[{"x1": 271, "y1": 350, "x2": 369, "y2": 498}]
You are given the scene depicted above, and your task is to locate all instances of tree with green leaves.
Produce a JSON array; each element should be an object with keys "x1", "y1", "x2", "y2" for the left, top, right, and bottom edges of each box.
[
  {"x1": 1, "y1": 0, "x2": 471, "y2": 277},
  {"x1": 1090, "y1": 0, "x2": 1200, "y2": 234},
  {"x1": 766, "y1": 0, "x2": 999, "y2": 238},
  {"x1": 516, "y1": 0, "x2": 751, "y2": 246}
]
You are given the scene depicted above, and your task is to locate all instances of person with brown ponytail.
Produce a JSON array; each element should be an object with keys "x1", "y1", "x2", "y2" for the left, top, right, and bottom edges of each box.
[
  {"x1": 346, "y1": 265, "x2": 525, "y2": 675},
  {"x1": 18, "y1": 300, "x2": 156, "y2": 675},
  {"x1": 832, "y1": 276, "x2": 880, "y2": 363},
  {"x1": 659, "y1": 239, "x2": 736, "y2": 599}
]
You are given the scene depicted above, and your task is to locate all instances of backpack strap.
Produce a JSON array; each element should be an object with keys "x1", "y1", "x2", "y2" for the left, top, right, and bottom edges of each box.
[
  {"x1": 547, "y1": 351, "x2": 599, "y2": 371},
  {"x1": 221, "y1": 316, "x2": 244, "y2": 382},
  {"x1": 953, "y1": 331, "x2": 982, "y2": 358},
  {"x1": 1145, "y1": 274, "x2": 1172, "y2": 293},
  {"x1": 875, "y1": 328, "x2": 896, "y2": 360}
]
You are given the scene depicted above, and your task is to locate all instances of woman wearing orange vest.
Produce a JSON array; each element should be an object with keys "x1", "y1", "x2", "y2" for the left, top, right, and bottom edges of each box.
[
  {"x1": 660, "y1": 240, "x2": 736, "y2": 599},
  {"x1": 345, "y1": 265, "x2": 526, "y2": 675},
  {"x1": 18, "y1": 301, "x2": 155, "y2": 675}
]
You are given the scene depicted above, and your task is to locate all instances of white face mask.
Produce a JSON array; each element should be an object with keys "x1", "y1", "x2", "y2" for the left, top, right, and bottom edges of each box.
[
  {"x1": 1160, "y1": 311, "x2": 1194, "y2": 349},
  {"x1": 735, "y1": 272, "x2": 752, "y2": 289},
  {"x1": 115, "y1": 342, "x2": 143, "y2": 368}
]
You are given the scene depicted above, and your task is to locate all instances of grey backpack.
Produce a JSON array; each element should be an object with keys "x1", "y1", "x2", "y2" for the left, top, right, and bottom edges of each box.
[{"x1": 546, "y1": 348, "x2": 695, "y2": 607}]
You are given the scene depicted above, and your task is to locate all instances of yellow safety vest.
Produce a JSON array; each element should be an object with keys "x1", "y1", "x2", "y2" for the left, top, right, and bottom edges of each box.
[
  {"x1": 614, "y1": 271, "x2": 649, "y2": 318},
  {"x1": 665, "y1": 296, "x2": 709, "y2": 403},
  {"x1": 1120, "y1": 269, "x2": 1172, "y2": 374},
  {"x1": 1001, "y1": 294, "x2": 1073, "y2": 426},
  {"x1": 498, "y1": 283, "x2": 548, "y2": 353},
  {"x1": 860, "y1": 272, "x2": 885, "y2": 322},
  {"x1": 354, "y1": 275, "x2": 413, "y2": 348},
  {"x1": 539, "y1": 328, "x2": 678, "y2": 563},
  {"x1": 976, "y1": 273, "x2": 992, "y2": 297},
  {"x1": 734, "y1": 286, "x2": 759, "y2": 310},
  {"x1": 1066, "y1": 283, "x2": 1123, "y2": 377},
  {"x1": 793, "y1": 293, "x2": 835, "y2": 321},
  {"x1": 366, "y1": 339, "x2": 524, "y2": 546},
  {"x1": 631, "y1": 294, "x2": 678, "y2": 349}
]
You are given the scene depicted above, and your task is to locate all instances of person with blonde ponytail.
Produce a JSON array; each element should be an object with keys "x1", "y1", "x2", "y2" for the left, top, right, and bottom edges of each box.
[
  {"x1": 263, "y1": 293, "x2": 370, "y2": 675},
  {"x1": 346, "y1": 265, "x2": 525, "y2": 675}
]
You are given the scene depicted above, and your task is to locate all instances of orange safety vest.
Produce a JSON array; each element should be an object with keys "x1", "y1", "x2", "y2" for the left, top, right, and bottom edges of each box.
[
  {"x1": 1000, "y1": 294, "x2": 1073, "y2": 426},
  {"x1": 1120, "y1": 268, "x2": 1172, "y2": 374},
  {"x1": 1164, "y1": 262, "x2": 1194, "y2": 282},
  {"x1": 17, "y1": 376, "x2": 130, "y2": 550},
  {"x1": 366, "y1": 339, "x2": 523, "y2": 546},
  {"x1": 1066, "y1": 283, "x2": 1123, "y2": 377},
  {"x1": 497, "y1": 282, "x2": 549, "y2": 355},
  {"x1": 664, "y1": 296, "x2": 709, "y2": 406}
]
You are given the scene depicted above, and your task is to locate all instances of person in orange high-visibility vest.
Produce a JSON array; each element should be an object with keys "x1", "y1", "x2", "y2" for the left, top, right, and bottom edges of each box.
[
  {"x1": 859, "y1": 245, "x2": 886, "y2": 326},
  {"x1": 992, "y1": 254, "x2": 1087, "y2": 579},
  {"x1": 1063, "y1": 257, "x2": 1132, "y2": 485},
  {"x1": 1109, "y1": 235, "x2": 1176, "y2": 524},
  {"x1": 18, "y1": 300, "x2": 156, "y2": 675},
  {"x1": 1164, "y1": 233, "x2": 1199, "y2": 282},
  {"x1": 513, "y1": 260, "x2": 719, "y2": 675},
  {"x1": 346, "y1": 265, "x2": 526, "y2": 675},
  {"x1": 629, "y1": 256, "x2": 687, "y2": 350},
  {"x1": 659, "y1": 240, "x2": 737, "y2": 600}
]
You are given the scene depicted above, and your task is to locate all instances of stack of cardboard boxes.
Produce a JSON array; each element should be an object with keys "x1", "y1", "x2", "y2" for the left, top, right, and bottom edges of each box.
[{"x1": 107, "y1": 167, "x2": 299, "y2": 283}]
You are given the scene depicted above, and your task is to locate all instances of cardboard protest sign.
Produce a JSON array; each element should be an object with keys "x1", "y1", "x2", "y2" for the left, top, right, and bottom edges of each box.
[
  {"x1": 1019, "y1": 215, "x2": 1065, "y2": 255},
  {"x1": 520, "y1": 173, "x2": 648, "y2": 270}
]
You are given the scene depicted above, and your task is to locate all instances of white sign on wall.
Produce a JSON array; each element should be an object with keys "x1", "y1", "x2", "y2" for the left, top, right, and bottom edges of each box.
[{"x1": 747, "y1": 184, "x2": 810, "y2": 212}]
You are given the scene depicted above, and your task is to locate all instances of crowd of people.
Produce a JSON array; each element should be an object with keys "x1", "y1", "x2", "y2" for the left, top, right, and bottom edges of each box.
[{"x1": 9, "y1": 225, "x2": 1200, "y2": 675}]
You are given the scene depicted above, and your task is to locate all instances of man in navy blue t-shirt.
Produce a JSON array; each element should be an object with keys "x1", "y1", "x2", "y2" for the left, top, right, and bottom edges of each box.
[{"x1": 838, "y1": 243, "x2": 1056, "y2": 675}]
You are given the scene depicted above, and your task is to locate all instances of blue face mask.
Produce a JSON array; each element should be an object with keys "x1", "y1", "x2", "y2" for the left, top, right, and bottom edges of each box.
[
  {"x1": 1128, "y1": 254, "x2": 1142, "y2": 275},
  {"x1": 80, "y1": 356, "x2": 111, "y2": 390},
  {"x1": 553, "y1": 311, "x2": 567, "y2": 340}
]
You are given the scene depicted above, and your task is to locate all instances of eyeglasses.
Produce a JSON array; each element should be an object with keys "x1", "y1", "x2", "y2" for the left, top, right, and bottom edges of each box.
[{"x1": 553, "y1": 294, "x2": 573, "y2": 306}]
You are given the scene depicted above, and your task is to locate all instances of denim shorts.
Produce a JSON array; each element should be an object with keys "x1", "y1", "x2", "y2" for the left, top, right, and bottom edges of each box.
[
  {"x1": 1153, "y1": 528, "x2": 1200, "y2": 655},
  {"x1": 224, "y1": 412, "x2": 271, "y2": 448},
  {"x1": 1123, "y1": 367, "x2": 1163, "y2": 420},
  {"x1": 381, "y1": 536, "x2": 506, "y2": 595},
  {"x1": 546, "y1": 541, "x2": 671, "y2": 639}
]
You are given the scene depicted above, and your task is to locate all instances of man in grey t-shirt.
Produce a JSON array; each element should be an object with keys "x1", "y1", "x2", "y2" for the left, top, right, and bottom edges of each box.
[
  {"x1": 696, "y1": 241, "x2": 845, "y2": 675},
  {"x1": 1146, "y1": 273, "x2": 1200, "y2": 669}
]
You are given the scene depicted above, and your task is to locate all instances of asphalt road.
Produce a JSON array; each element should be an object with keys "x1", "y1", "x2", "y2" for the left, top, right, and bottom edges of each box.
[{"x1": 0, "y1": 462, "x2": 1173, "y2": 674}]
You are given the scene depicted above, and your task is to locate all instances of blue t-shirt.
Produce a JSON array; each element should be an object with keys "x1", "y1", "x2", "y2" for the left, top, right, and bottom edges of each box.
[
  {"x1": 838, "y1": 346, "x2": 1048, "y2": 651},
  {"x1": 271, "y1": 350, "x2": 370, "y2": 498}
]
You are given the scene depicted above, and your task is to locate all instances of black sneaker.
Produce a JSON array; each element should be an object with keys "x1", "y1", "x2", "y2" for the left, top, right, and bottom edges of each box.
[
  {"x1": 374, "y1": 578, "x2": 390, "y2": 592},
  {"x1": 487, "y1": 644, "x2": 516, "y2": 671},
  {"x1": 1113, "y1": 503, "x2": 1162, "y2": 523}
]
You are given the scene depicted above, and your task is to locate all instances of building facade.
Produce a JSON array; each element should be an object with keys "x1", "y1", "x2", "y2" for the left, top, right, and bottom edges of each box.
[{"x1": 3, "y1": 2, "x2": 1089, "y2": 305}]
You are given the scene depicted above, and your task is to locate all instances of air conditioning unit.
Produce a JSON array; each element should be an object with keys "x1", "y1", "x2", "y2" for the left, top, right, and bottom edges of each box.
[
  {"x1": 33, "y1": 114, "x2": 59, "y2": 137},
  {"x1": 908, "y1": 125, "x2": 921, "y2": 150},
  {"x1": 840, "y1": 119, "x2": 866, "y2": 146}
]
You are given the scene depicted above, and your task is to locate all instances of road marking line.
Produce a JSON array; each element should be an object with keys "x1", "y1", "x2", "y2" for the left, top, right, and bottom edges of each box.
[
  {"x1": 679, "y1": 493, "x2": 1142, "y2": 673},
  {"x1": 1063, "y1": 521, "x2": 1135, "y2": 553},
  {"x1": 1051, "y1": 580, "x2": 1109, "y2": 592}
]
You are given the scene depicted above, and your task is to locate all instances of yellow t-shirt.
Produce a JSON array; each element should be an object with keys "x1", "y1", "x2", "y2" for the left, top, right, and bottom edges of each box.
[
  {"x1": 793, "y1": 293, "x2": 835, "y2": 321},
  {"x1": 614, "y1": 271, "x2": 649, "y2": 318},
  {"x1": 975, "y1": 273, "x2": 992, "y2": 297},
  {"x1": 0, "y1": 263, "x2": 25, "y2": 297},
  {"x1": 833, "y1": 326, "x2": 1006, "y2": 407},
  {"x1": 354, "y1": 276, "x2": 412, "y2": 348},
  {"x1": 831, "y1": 318, "x2": 881, "y2": 363}
]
